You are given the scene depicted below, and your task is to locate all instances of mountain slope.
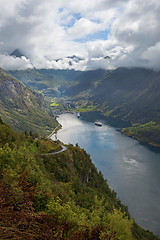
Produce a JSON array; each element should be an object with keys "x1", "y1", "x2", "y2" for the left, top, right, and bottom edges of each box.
[
  {"x1": 89, "y1": 67, "x2": 160, "y2": 123},
  {"x1": 0, "y1": 68, "x2": 58, "y2": 135},
  {"x1": 57, "y1": 67, "x2": 160, "y2": 123},
  {"x1": 0, "y1": 119, "x2": 158, "y2": 240}
]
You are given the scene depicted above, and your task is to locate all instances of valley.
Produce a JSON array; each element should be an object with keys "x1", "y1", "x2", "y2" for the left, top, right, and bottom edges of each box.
[{"x1": 8, "y1": 67, "x2": 160, "y2": 147}]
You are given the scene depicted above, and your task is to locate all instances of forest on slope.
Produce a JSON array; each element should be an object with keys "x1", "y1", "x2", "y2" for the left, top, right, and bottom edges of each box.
[{"x1": 0, "y1": 118, "x2": 159, "y2": 239}]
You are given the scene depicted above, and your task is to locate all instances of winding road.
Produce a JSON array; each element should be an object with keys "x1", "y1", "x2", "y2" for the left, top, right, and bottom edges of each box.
[{"x1": 41, "y1": 145, "x2": 67, "y2": 156}]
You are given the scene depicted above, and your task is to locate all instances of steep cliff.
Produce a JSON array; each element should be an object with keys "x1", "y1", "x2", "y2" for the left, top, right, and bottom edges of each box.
[{"x1": 0, "y1": 68, "x2": 57, "y2": 135}]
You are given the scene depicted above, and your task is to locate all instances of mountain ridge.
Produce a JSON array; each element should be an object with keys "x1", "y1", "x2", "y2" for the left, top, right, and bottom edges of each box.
[{"x1": 0, "y1": 68, "x2": 58, "y2": 135}]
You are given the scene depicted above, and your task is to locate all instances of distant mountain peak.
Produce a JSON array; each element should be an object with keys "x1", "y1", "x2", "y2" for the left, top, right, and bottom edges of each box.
[
  {"x1": 10, "y1": 49, "x2": 26, "y2": 58},
  {"x1": 104, "y1": 56, "x2": 111, "y2": 59},
  {"x1": 67, "y1": 55, "x2": 84, "y2": 61}
]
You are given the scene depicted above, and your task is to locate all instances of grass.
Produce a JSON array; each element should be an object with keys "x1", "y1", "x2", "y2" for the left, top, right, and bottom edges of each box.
[
  {"x1": 77, "y1": 106, "x2": 95, "y2": 112},
  {"x1": 50, "y1": 102, "x2": 59, "y2": 107}
]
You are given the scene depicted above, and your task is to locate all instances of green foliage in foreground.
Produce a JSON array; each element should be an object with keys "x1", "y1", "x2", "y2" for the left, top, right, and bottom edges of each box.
[
  {"x1": 0, "y1": 118, "x2": 159, "y2": 239},
  {"x1": 122, "y1": 121, "x2": 160, "y2": 147}
]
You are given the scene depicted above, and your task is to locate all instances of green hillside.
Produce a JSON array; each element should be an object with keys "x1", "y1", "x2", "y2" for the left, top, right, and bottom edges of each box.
[
  {"x1": 0, "y1": 68, "x2": 58, "y2": 136},
  {"x1": 0, "y1": 119, "x2": 159, "y2": 239},
  {"x1": 121, "y1": 121, "x2": 160, "y2": 147},
  {"x1": 89, "y1": 68, "x2": 160, "y2": 122}
]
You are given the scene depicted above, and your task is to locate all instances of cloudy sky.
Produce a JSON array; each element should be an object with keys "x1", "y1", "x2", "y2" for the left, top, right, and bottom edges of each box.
[{"x1": 0, "y1": 0, "x2": 160, "y2": 70}]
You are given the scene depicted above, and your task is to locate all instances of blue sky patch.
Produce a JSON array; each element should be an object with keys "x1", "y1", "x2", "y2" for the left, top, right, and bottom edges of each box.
[{"x1": 74, "y1": 28, "x2": 110, "y2": 43}]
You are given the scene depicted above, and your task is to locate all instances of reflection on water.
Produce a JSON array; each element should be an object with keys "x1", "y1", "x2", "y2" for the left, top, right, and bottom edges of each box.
[{"x1": 52, "y1": 113, "x2": 160, "y2": 237}]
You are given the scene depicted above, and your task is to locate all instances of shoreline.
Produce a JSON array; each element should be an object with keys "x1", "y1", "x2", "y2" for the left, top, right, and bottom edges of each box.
[
  {"x1": 47, "y1": 123, "x2": 62, "y2": 139},
  {"x1": 50, "y1": 110, "x2": 160, "y2": 151}
]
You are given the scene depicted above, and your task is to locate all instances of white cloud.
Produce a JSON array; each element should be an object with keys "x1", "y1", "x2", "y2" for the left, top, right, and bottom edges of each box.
[
  {"x1": 142, "y1": 42, "x2": 160, "y2": 70},
  {"x1": 67, "y1": 18, "x2": 106, "y2": 39},
  {"x1": 0, "y1": 0, "x2": 160, "y2": 70},
  {"x1": 110, "y1": 0, "x2": 160, "y2": 69},
  {"x1": 0, "y1": 54, "x2": 33, "y2": 70}
]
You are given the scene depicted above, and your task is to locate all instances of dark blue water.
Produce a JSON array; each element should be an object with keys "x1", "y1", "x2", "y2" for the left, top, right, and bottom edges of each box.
[{"x1": 52, "y1": 112, "x2": 160, "y2": 237}]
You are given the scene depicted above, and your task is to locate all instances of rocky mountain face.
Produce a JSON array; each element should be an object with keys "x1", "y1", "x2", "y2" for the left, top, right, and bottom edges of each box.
[{"x1": 0, "y1": 68, "x2": 57, "y2": 135}]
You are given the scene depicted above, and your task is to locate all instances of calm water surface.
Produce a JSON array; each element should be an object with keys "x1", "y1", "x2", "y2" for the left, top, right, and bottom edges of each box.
[{"x1": 52, "y1": 112, "x2": 160, "y2": 236}]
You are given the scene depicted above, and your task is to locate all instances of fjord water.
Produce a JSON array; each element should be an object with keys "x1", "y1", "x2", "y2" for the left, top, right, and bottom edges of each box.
[{"x1": 52, "y1": 112, "x2": 160, "y2": 236}]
